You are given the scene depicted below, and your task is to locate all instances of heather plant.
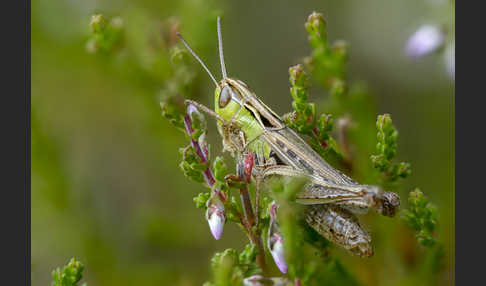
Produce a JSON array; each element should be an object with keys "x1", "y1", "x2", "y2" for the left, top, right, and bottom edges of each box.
[
  {"x1": 50, "y1": 258, "x2": 87, "y2": 286},
  {"x1": 158, "y1": 11, "x2": 444, "y2": 285},
  {"x1": 33, "y1": 3, "x2": 451, "y2": 285}
]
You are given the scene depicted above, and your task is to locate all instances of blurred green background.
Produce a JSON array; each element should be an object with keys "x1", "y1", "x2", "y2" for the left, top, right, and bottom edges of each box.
[{"x1": 32, "y1": 0, "x2": 454, "y2": 285}]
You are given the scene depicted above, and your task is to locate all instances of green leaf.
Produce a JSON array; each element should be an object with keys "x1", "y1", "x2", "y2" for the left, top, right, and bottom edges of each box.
[
  {"x1": 213, "y1": 156, "x2": 229, "y2": 183},
  {"x1": 194, "y1": 192, "x2": 211, "y2": 209},
  {"x1": 402, "y1": 189, "x2": 438, "y2": 247},
  {"x1": 179, "y1": 145, "x2": 207, "y2": 183},
  {"x1": 238, "y1": 244, "x2": 258, "y2": 265},
  {"x1": 210, "y1": 249, "x2": 241, "y2": 286},
  {"x1": 371, "y1": 114, "x2": 411, "y2": 182},
  {"x1": 51, "y1": 258, "x2": 86, "y2": 286},
  {"x1": 160, "y1": 94, "x2": 186, "y2": 131}
]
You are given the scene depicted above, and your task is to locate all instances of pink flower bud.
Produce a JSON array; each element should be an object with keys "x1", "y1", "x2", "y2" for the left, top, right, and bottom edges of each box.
[
  {"x1": 205, "y1": 195, "x2": 225, "y2": 240},
  {"x1": 186, "y1": 104, "x2": 207, "y2": 136},
  {"x1": 269, "y1": 201, "x2": 278, "y2": 219},
  {"x1": 186, "y1": 104, "x2": 203, "y2": 123},
  {"x1": 267, "y1": 202, "x2": 288, "y2": 274},
  {"x1": 268, "y1": 233, "x2": 288, "y2": 274}
]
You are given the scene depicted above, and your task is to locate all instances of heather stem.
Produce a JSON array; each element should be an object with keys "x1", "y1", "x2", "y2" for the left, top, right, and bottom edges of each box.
[
  {"x1": 255, "y1": 180, "x2": 261, "y2": 229},
  {"x1": 240, "y1": 184, "x2": 255, "y2": 227},
  {"x1": 239, "y1": 180, "x2": 266, "y2": 272},
  {"x1": 233, "y1": 205, "x2": 267, "y2": 273},
  {"x1": 183, "y1": 114, "x2": 216, "y2": 188}
]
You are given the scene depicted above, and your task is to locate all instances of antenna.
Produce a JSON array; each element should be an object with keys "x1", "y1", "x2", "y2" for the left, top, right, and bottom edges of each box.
[
  {"x1": 217, "y1": 17, "x2": 228, "y2": 79},
  {"x1": 176, "y1": 32, "x2": 219, "y2": 86}
]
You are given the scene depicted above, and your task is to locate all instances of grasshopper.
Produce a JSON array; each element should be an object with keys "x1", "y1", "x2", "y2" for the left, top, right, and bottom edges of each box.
[{"x1": 177, "y1": 17, "x2": 399, "y2": 256}]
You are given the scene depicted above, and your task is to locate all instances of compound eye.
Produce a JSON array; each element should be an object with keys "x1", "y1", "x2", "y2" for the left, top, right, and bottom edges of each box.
[{"x1": 219, "y1": 85, "x2": 232, "y2": 108}]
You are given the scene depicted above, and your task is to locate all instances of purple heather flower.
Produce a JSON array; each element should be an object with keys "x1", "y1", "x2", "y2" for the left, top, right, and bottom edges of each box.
[
  {"x1": 186, "y1": 104, "x2": 207, "y2": 136},
  {"x1": 268, "y1": 233, "x2": 288, "y2": 274},
  {"x1": 205, "y1": 194, "x2": 225, "y2": 240},
  {"x1": 267, "y1": 202, "x2": 288, "y2": 274},
  {"x1": 405, "y1": 25, "x2": 445, "y2": 58},
  {"x1": 186, "y1": 104, "x2": 202, "y2": 122}
]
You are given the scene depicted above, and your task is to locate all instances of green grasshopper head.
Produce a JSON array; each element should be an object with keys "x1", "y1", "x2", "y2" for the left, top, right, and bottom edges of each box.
[{"x1": 214, "y1": 78, "x2": 254, "y2": 122}]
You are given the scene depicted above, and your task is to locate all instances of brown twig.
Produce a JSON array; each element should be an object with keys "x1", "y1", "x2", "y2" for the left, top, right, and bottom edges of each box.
[
  {"x1": 255, "y1": 180, "x2": 261, "y2": 229},
  {"x1": 183, "y1": 114, "x2": 216, "y2": 187},
  {"x1": 240, "y1": 183, "x2": 256, "y2": 227}
]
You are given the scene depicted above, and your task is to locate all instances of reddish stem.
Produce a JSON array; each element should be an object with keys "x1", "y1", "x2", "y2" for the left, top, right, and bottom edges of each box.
[{"x1": 183, "y1": 114, "x2": 217, "y2": 190}]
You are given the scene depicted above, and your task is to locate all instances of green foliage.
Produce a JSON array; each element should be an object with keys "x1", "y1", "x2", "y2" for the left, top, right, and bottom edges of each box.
[
  {"x1": 283, "y1": 64, "x2": 342, "y2": 161},
  {"x1": 304, "y1": 12, "x2": 347, "y2": 93},
  {"x1": 402, "y1": 189, "x2": 445, "y2": 284},
  {"x1": 211, "y1": 249, "x2": 239, "y2": 286},
  {"x1": 207, "y1": 245, "x2": 261, "y2": 286},
  {"x1": 286, "y1": 64, "x2": 313, "y2": 134},
  {"x1": 179, "y1": 144, "x2": 206, "y2": 184},
  {"x1": 86, "y1": 14, "x2": 124, "y2": 54},
  {"x1": 270, "y1": 179, "x2": 307, "y2": 280},
  {"x1": 268, "y1": 179, "x2": 359, "y2": 285},
  {"x1": 51, "y1": 258, "x2": 87, "y2": 286},
  {"x1": 283, "y1": 11, "x2": 375, "y2": 173},
  {"x1": 160, "y1": 94, "x2": 186, "y2": 131},
  {"x1": 371, "y1": 114, "x2": 411, "y2": 182},
  {"x1": 194, "y1": 192, "x2": 212, "y2": 209},
  {"x1": 213, "y1": 156, "x2": 229, "y2": 183},
  {"x1": 402, "y1": 189, "x2": 438, "y2": 247},
  {"x1": 315, "y1": 258, "x2": 359, "y2": 286}
]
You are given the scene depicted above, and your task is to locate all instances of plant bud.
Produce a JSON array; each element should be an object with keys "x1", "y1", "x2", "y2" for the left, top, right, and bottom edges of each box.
[
  {"x1": 305, "y1": 12, "x2": 326, "y2": 38},
  {"x1": 186, "y1": 104, "x2": 207, "y2": 132},
  {"x1": 206, "y1": 195, "x2": 226, "y2": 240},
  {"x1": 267, "y1": 202, "x2": 288, "y2": 274},
  {"x1": 288, "y1": 64, "x2": 308, "y2": 87},
  {"x1": 268, "y1": 232, "x2": 288, "y2": 274}
]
